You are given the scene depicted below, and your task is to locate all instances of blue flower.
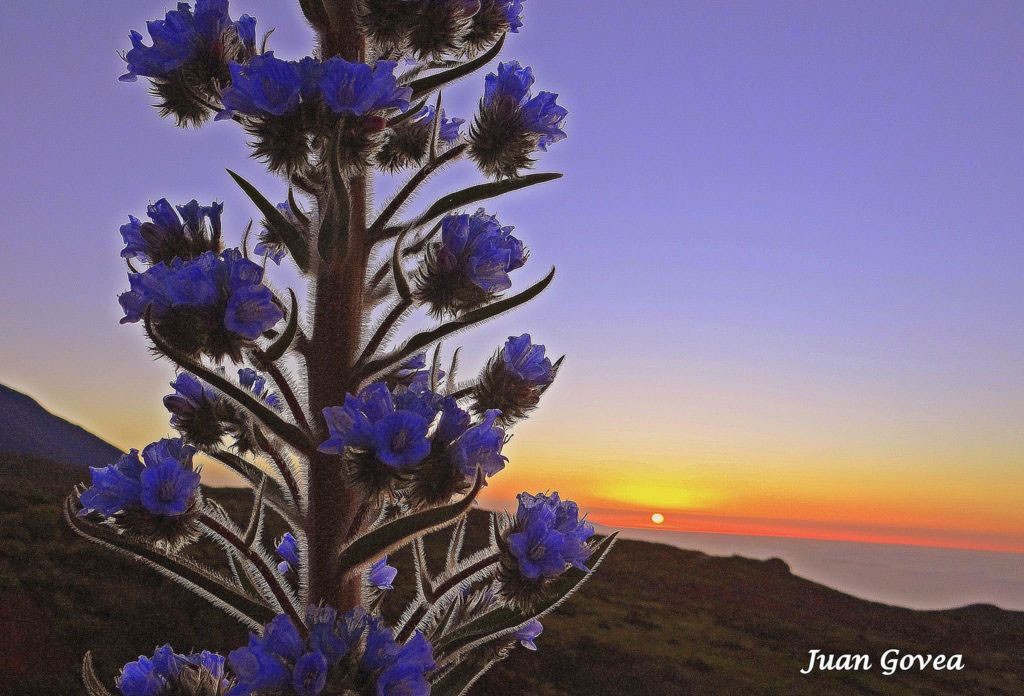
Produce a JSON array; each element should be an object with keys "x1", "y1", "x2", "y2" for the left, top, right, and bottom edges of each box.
[
  {"x1": 502, "y1": 334, "x2": 553, "y2": 384},
  {"x1": 120, "y1": 198, "x2": 223, "y2": 265},
  {"x1": 513, "y1": 619, "x2": 543, "y2": 650},
  {"x1": 414, "y1": 105, "x2": 465, "y2": 143},
  {"x1": 117, "y1": 654, "x2": 164, "y2": 696},
  {"x1": 293, "y1": 651, "x2": 329, "y2": 696},
  {"x1": 473, "y1": 334, "x2": 556, "y2": 424},
  {"x1": 238, "y1": 367, "x2": 284, "y2": 410},
  {"x1": 138, "y1": 438, "x2": 201, "y2": 516},
  {"x1": 120, "y1": 1, "x2": 256, "y2": 82},
  {"x1": 217, "y1": 53, "x2": 303, "y2": 120},
  {"x1": 506, "y1": 491, "x2": 594, "y2": 580},
  {"x1": 369, "y1": 556, "x2": 398, "y2": 590},
  {"x1": 228, "y1": 607, "x2": 373, "y2": 696},
  {"x1": 276, "y1": 532, "x2": 300, "y2": 574},
  {"x1": 308, "y1": 605, "x2": 367, "y2": 664},
  {"x1": 371, "y1": 630, "x2": 436, "y2": 696},
  {"x1": 163, "y1": 372, "x2": 226, "y2": 446},
  {"x1": 225, "y1": 284, "x2": 282, "y2": 340},
  {"x1": 484, "y1": 60, "x2": 535, "y2": 107},
  {"x1": 117, "y1": 644, "x2": 227, "y2": 696},
  {"x1": 80, "y1": 450, "x2": 144, "y2": 517},
  {"x1": 319, "y1": 383, "x2": 394, "y2": 454},
  {"x1": 415, "y1": 208, "x2": 527, "y2": 315},
  {"x1": 319, "y1": 59, "x2": 412, "y2": 115},
  {"x1": 520, "y1": 90, "x2": 568, "y2": 151},
  {"x1": 452, "y1": 409, "x2": 507, "y2": 478},
  {"x1": 371, "y1": 410, "x2": 432, "y2": 469},
  {"x1": 503, "y1": 0, "x2": 526, "y2": 32},
  {"x1": 472, "y1": 61, "x2": 567, "y2": 177},
  {"x1": 227, "y1": 642, "x2": 290, "y2": 695},
  {"x1": 119, "y1": 249, "x2": 284, "y2": 360},
  {"x1": 253, "y1": 203, "x2": 297, "y2": 265}
]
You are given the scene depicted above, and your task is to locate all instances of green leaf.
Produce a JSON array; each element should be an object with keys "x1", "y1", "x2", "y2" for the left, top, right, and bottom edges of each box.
[
  {"x1": 334, "y1": 471, "x2": 484, "y2": 581},
  {"x1": 82, "y1": 652, "x2": 114, "y2": 696},
  {"x1": 228, "y1": 169, "x2": 311, "y2": 271},
  {"x1": 260, "y1": 289, "x2": 299, "y2": 362},
  {"x1": 358, "y1": 267, "x2": 555, "y2": 380},
  {"x1": 409, "y1": 34, "x2": 506, "y2": 100},
  {"x1": 436, "y1": 533, "x2": 619, "y2": 659}
]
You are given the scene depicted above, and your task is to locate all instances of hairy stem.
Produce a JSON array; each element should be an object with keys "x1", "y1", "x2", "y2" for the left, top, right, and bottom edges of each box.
[{"x1": 200, "y1": 512, "x2": 306, "y2": 636}]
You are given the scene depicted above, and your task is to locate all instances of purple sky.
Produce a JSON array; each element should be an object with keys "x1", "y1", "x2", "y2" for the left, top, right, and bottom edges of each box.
[{"x1": 2, "y1": 1, "x2": 1022, "y2": 548}]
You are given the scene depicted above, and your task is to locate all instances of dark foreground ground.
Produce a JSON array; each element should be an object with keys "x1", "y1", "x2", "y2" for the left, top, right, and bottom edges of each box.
[{"x1": 1, "y1": 453, "x2": 1022, "y2": 695}]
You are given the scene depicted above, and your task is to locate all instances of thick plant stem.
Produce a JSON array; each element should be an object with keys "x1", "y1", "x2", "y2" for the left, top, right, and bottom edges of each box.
[
  {"x1": 302, "y1": 0, "x2": 372, "y2": 614},
  {"x1": 307, "y1": 169, "x2": 372, "y2": 610}
]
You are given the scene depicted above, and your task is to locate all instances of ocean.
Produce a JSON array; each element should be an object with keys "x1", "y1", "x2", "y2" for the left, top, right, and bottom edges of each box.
[{"x1": 605, "y1": 527, "x2": 1024, "y2": 611}]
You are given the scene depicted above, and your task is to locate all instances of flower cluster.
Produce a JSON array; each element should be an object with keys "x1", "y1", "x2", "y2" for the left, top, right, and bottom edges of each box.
[
  {"x1": 164, "y1": 368, "x2": 281, "y2": 451},
  {"x1": 464, "y1": 0, "x2": 525, "y2": 53},
  {"x1": 215, "y1": 54, "x2": 412, "y2": 172},
  {"x1": 121, "y1": 198, "x2": 223, "y2": 266},
  {"x1": 360, "y1": 0, "x2": 524, "y2": 58},
  {"x1": 499, "y1": 491, "x2": 595, "y2": 608},
  {"x1": 120, "y1": 0, "x2": 257, "y2": 126},
  {"x1": 319, "y1": 380, "x2": 506, "y2": 505},
  {"x1": 376, "y1": 105, "x2": 465, "y2": 171},
  {"x1": 473, "y1": 334, "x2": 557, "y2": 424},
  {"x1": 415, "y1": 208, "x2": 527, "y2": 316},
  {"x1": 470, "y1": 61, "x2": 567, "y2": 178},
  {"x1": 117, "y1": 645, "x2": 228, "y2": 696},
  {"x1": 79, "y1": 438, "x2": 202, "y2": 550},
  {"x1": 119, "y1": 249, "x2": 284, "y2": 362},
  {"x1": 226, "y1": 608, "x2": 435, "y2": 696}
]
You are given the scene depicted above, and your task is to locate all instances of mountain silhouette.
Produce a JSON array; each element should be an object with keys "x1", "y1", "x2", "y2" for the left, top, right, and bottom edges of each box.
[{"x1": 0, "y1": 382, "x2": 122, "y2": 471}]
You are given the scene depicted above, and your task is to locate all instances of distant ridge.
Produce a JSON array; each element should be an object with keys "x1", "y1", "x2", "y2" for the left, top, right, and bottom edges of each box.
[{"x1": 0, "y1": 383, "x2": 122, "y2": 471}]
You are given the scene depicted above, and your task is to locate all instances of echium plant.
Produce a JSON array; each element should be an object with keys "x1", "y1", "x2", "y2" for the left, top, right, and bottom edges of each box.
[{"x1": 66, "y1": 1, "x2": 616, "y2": 694}]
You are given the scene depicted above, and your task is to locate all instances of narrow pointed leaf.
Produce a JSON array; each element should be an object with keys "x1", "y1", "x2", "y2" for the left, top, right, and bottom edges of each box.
[
  {"x1": 381, "y1": 173, "x2": 562, "y2": 240},
  {"x1": 243, "y1": 475, "x2": 267, "y2": 546},
  {"x1": 228, "y1": 169, "x2": 310, "y2": 271},
  {"x1": 82, "y1": 652, "x2": 114, "y2": 696},
  {"x1": 334, "y1": 471, "x2": 484, "y2": 580},
  {"x1": 287, "y1": 187, "x2": 311, "y2": 227},
  {"x1": 63, "y1": 495, "x2": 273, "y2": 627},
  {"x1": 432, "y1": 656, "x2": 502, "y2": 696},
  {"x1": 409, "y1": 34, "x2": 506, "y2": 99},
  {"x1": 358, "y1": 268, "x2": 555, "y2": 380},
  {"x1": 388, "y1": 98, "x2": 428, "y2": 127}
]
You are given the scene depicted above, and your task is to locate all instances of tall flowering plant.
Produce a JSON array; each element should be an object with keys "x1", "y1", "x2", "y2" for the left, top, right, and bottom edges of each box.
[{"x1": 66, "y1": 1, "x2": 616, "y2": 694}]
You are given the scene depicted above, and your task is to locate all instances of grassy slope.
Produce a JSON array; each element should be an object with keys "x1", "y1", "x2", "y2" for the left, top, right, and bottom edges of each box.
[{"x1": 1, "y1": 454, "x2": 1021, "y2": 695}]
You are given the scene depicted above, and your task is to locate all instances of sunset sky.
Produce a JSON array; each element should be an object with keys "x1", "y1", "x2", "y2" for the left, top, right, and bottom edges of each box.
[{"x1": 2, "y1": 1, "x2": 1022, "y2": 554}]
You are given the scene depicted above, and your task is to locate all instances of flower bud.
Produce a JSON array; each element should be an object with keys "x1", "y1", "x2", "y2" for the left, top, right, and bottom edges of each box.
[
  {"x1": 473, "y1": 334, "x2": 557, "y2": 424},
  {"x1": 414, "y1": 209, "x2": 527, "y2": 317},
  {"x1": 79, "y1": 439, "x2": 203, "y2": 551},
  {"x1": 120, "y1": 1, "x2": 258, "y2": 126},
  {"x1": 469, "y1": 61, "x2": 567, "y2": 179},
  {"x1": 497, "y1": 491, "x2": 594, "y2": 609},
  {"x1": 463, "y1": 0, "x2": 525, "y2": 55}
]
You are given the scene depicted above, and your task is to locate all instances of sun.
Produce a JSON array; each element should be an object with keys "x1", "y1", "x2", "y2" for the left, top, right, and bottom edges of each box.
[{"x1": 650, "y1": 512, "x2": 665, "y2": 525}]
